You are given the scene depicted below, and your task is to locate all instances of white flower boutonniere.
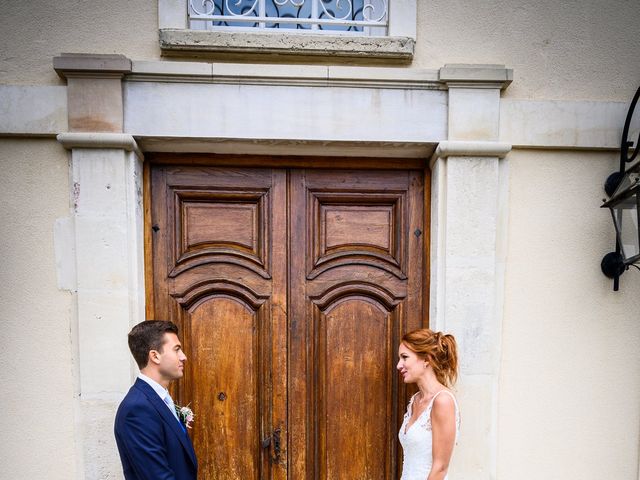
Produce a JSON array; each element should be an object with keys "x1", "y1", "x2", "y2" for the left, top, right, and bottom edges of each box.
[{"x1": 175, "y1": 404, "x2": 195, "y2": 429}]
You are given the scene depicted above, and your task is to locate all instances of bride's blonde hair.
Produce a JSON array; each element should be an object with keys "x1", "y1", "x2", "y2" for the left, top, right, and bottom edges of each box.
[{"x1": 402, "y1": 329, "x2": 458, "y2": 387}]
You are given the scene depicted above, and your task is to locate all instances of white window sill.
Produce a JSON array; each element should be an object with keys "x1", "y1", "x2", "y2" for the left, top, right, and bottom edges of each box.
[{"x1": 159, "y1": 29, "x2": 414, "y2": 61}]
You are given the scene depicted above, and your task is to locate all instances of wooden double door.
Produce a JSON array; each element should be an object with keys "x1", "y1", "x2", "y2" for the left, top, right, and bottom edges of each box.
[{"x1": 147, "y1": 161, "x2": 427, "y2": 479}]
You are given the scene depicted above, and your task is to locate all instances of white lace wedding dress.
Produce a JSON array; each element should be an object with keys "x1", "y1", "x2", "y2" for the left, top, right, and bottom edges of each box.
[{"x1": 398, "y1": 390, "x2": 460, "y2": 480}]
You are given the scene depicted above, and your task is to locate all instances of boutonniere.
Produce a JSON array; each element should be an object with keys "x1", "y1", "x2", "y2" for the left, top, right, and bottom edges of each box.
[{"x1": 175, "y1": 404, "x2": 195, "y2": 429}]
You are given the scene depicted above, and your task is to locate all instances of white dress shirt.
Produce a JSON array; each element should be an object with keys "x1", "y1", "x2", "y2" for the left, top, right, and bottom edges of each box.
[{"x1": 138, "y1": 373, "x2": 181, "y2": 422}]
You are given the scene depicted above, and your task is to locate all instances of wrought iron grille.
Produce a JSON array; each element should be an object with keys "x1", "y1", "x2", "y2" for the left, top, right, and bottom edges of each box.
[{"x1": 188, "y1": 0, "x2": 388, "y2": 34}]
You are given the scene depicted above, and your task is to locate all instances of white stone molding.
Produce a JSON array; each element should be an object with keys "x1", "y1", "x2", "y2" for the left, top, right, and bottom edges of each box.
[
  {"x1": 430, "y1": 150, "x2": 506, "y2": 480},
  {"x1": 439, "y1": 64, "x2": 513, "y2": 90},
  {"x1": 501, "y1": 99, "x2": 640, "y2": 150},
  {"x1": 53, "y1": 54, "x2": 132, "y2": 134},
  {"x1": 0, "y1": 85, "x2": 68, "y2": 135},
  {"x1": 57, "y1": 132, "x2": 143, "y2": 159},
  {"x1": 54, "y1": 56, "x2": 143, "y2": 478},
  {"x1": 430, "y1": 67, "x2": 512, "y2": 478},
  {"x1": 5, "y1": 81, "x2": 633, "y2": 152},
  {"x1": 138, "y1": 137, "x2": 437, "y2": 158},
  {"x1": 53, "y1": 53, "x2": 132, "y2": 78},
  {"x1": 57, "y1": 134, "x2": 145, "y2": 479},
  {"x1": 439, "y1": 65, "x2": 512, "y2": 145},
  {"x1": 449, "y1": 88, "x2": 501, "y2": 141},
  {"x1": 128, "y1": 60, "x2": 441, "y2": 89},
  {"x1": 435, "y1": 140, "x2": 512, "y2": 160},
  {"x1": 123, "y1": 80, "x2": 447, "y2": 147}
]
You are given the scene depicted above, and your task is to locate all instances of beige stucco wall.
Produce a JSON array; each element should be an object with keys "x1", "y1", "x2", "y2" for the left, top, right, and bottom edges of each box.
[
  {"x1": 500, "y1": 149, "x2": 640, "y2": 478},
  {"x1": 2, "y1": 0, "x2": 639, "y2": 102},
  {"x1": 0, "y1": 139, "x2": 77, "y2": 479},
  {"x1": 0, "y1": 0, "x2": 160, "y2": 86},
  {"x1": 416, "y1": 0, "x2": 640, "y2": 101}
]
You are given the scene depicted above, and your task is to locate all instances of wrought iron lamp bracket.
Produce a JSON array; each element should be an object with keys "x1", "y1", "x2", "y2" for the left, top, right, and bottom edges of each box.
[{"x1": 601, "y1": 85, "x2": 640, "y2": 290}]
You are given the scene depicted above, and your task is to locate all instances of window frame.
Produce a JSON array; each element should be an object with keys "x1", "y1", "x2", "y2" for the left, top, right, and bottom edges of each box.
[{"x1": 158, "y1": 0, "x2": 416, "y2": 60}]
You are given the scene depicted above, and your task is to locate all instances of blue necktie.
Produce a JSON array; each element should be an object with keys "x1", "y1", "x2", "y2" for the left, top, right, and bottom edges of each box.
[{"x1": 164, "y1": 394, "x2": 186, "y2": 434}]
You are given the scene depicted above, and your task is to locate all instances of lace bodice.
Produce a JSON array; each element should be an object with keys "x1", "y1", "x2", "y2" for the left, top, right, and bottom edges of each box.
[{"x1": 398, "y1": 390, "x2": 460, "y2": 480}]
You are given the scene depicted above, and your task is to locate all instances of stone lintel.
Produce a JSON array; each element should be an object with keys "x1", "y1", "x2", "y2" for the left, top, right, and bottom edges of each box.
[
  {"x1": 57, "y1": 132, "x2": 143, "y2": 159},
  {"x1": 137, "y1": 136, "x2": 436, "y2": 159},
  {"x1": 53, "y1": 53, "x2": 132, "y2": 79},
  {"x1": 159, "y1": 29, "x2": 414, "y2": 60},
  {"x1": 439, "y1": 64, "x2": 513, "y2": 90}
]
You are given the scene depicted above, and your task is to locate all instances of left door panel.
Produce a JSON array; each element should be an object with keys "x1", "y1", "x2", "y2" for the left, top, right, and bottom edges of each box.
[{"x1": 149, "y1": 166, "x2": 288, "y2": 480}]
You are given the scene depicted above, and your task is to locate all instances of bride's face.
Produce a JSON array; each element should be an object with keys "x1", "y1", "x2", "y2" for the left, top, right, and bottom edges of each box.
[{"x1": 396, "y1": 343, "x2": 426, "y2": 384}]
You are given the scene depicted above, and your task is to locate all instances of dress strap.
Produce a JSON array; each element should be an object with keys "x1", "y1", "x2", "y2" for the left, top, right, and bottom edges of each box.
[
  {"x1": 427, "y1": 390, "x2": 458, "y2": 411},
  {"x1": 427, "y1": 390, "x2": 461, "y2": 434}
]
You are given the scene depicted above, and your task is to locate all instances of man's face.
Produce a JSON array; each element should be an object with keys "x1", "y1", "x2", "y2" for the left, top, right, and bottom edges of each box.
[{"x1": 154, "y1": 332, "x2": 187, "y2": 382}]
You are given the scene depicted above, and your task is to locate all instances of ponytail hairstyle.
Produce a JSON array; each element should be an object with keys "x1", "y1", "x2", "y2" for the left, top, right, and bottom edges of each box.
[{"x1": 402, "y1": 329, "x2": 458, "y2": 387}]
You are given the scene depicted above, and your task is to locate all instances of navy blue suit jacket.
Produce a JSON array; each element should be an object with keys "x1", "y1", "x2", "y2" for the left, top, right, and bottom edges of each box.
[{"x1": 114, "y1": 378, "x2": 198, "y2": 480}]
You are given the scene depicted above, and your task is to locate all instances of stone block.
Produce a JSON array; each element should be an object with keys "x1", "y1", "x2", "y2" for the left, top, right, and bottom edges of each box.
[{"x1": 159, "y1": 29, "x2": 415, "y2": 60}]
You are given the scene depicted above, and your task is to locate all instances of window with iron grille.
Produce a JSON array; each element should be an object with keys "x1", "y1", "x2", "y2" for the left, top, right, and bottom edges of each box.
[{"x1": 188, "y1": 0, "x2": 388, "y2": 35}]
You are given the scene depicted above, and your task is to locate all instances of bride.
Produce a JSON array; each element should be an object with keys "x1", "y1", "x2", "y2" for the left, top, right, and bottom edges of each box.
[{"x1": 397, "y1": 329, "x2": 460, "y2": 480}]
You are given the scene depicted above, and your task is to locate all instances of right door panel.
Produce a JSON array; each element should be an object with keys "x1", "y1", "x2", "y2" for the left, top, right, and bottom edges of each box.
[{"x1": 289, "y1": 169, "x2": 425, "y2": 480}]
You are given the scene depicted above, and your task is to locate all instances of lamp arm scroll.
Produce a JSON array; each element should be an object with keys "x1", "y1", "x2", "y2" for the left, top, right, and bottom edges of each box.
[{"x1": 620, "y1": 85, "x2": 640, "y2": 169}]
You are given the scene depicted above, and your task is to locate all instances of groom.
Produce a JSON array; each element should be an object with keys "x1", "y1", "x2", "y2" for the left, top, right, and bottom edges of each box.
[{"x1": 114, "y1": 320, "x2": 198, "y2": 480}]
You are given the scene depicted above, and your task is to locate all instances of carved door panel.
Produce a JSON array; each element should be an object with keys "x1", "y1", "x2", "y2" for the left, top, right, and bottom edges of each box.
[
  {"x1": 150, "y1": 166, "x2": 288, "y2": 480},
  {"x1": 149, "y1": 164, "x2": 425, "y2": 480},
  {"x1": 289, "y1": 170, "x2": 424, "y2": 480}
]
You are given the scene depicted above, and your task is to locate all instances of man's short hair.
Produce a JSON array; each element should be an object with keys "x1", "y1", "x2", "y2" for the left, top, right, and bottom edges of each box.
[{"x1": 128, "y1": 320, "x2": 179, "y2": 369}]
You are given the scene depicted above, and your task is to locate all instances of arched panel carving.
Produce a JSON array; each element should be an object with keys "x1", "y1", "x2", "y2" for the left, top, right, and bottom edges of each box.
[
  {"x1": 171, "y1": 279, "x2": 268, "y2": 313},
  {"x1": 169, "y1": 255, "x2": 272, "y2": 279},
  {"x1": 151, "y1": 166, "x2": 288, "y2": 479},
  {"x1": 307, "y1": 190, "x2": 407, "y2": 280},
  {"x1": 313, "y1": 297, "x2": 399, "y2": 480},
  {"x1": 184, "y1": 296, "x2": 264, "y2": 480},
  {"x1": 311, "y1": 281, "x2": 404, "y2": 313},
  {"x1": 170, "y1": 188, "x2": 270, "y2": 279}
]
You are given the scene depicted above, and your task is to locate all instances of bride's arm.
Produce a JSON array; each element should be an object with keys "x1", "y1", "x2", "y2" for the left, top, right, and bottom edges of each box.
[{"x1": 426, "y1": 394, "x2": 457, "y2": 480}]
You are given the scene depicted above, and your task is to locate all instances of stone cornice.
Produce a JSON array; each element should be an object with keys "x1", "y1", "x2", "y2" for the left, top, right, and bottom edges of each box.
[
  {"x1": 57, "y1": 132, "x2": 143, "y2": 159},
  {"x1": 54, "y1": 54, "x2": 132, "y2": 79},
  {"x1": 434, "y1": 140, "x2": 512, "y2": 160},
  {"x1": 127, "y1": 60, "x2": 442, "y2": 90},
  {"x1": 439, "y1": 64, "x2": 513, "y2": 91}
]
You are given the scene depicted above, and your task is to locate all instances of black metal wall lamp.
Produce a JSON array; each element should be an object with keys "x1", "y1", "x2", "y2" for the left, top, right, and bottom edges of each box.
[{"x1": 601, "y1": 85, "x2": 640, "y2": 291}]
